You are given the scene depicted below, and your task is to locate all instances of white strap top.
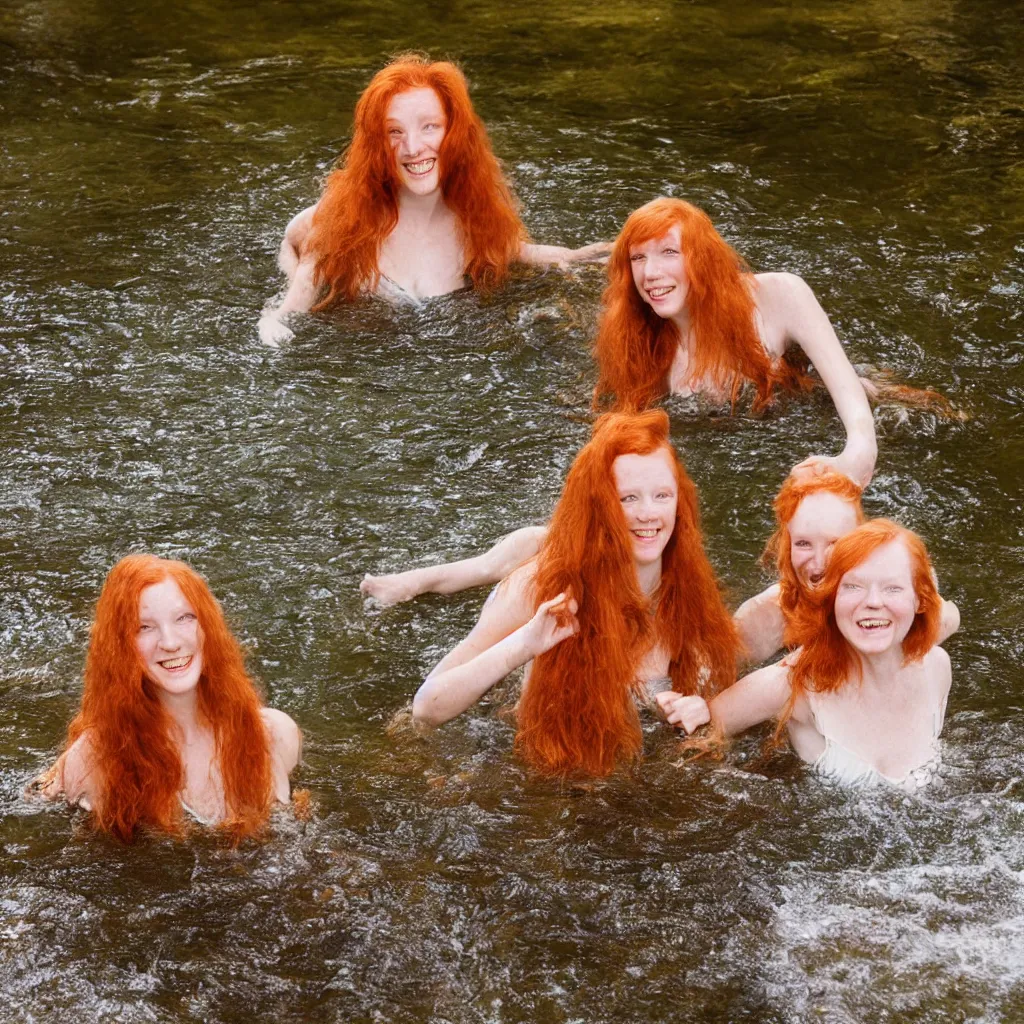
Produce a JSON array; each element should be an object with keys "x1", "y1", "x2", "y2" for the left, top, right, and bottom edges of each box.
[{"x1": 807, "y1": 696, "x2": 944, "y2": 795}]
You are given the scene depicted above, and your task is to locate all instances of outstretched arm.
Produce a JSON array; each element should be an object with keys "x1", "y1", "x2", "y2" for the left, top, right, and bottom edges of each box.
[
  {"x1": 361, "y1": 525, "x2": 547, "y2": 608},
  {"x1": 656, "y1": 661, "x2": 793, "y2": 737},
  {"x1": 519, "y1": 240, "x2": 613, "y2": 270},
  {"x1": 412, "y1": 570, "x2": 578, "y2": 730},
  {"x1": 259, "y1": 205, "x2": 321, "y2": 347},
  {"x1": 764, "y1": 273, "x2": 878, "y2": 487}
]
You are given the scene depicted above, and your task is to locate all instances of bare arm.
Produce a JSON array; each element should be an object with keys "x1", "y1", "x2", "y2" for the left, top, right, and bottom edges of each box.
[
  {"x1": 360, "y1": 526, "x2": 547, "y2": 608},
  {"x1": 938, "y1": 599, "x2": 960, "y2": 644},
  {"x1": 762, "y1": 273, "x2": 878, "y2": 487},
  {"x1": 733, "y1": 583, "x2": 785, "y2": 665},
  {"x1": 38, "y1": 732, "x2": 99, "y2": 810},
  {"x1": 656, "y1": 662, "x2": 793, "y2": 736},
  {"x1": 259, "y1": 205, "x2": 322, "y2": 347},
  {"x1": 412, "y1": 568, "x2": 578, "y2": 730},
  {"x1": 277, "y1": 205, "x2": 317, "y2": 280},
  {"x1": 518, "y1": 241, "x2": 613, "y2": 270}
]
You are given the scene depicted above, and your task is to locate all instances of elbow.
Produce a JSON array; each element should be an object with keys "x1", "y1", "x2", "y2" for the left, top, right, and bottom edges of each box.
[
  {"x1": 940, "y1": 600, "x2": 961, "y2": 641},
  {"x1": 411, "y1": 686, "x2": 445, "y2": 731}
]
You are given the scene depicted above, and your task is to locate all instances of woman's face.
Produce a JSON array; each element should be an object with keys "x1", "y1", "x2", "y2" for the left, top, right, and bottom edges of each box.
[
  {"x1": 789, "y1": 491, "x2": 861, "y2": 590},
  {"x1": 612, "y1": 448, "x2": 678, "y2": 567},
  {"x1": 834, "y1": 539, "x2": 920, "y2": 656},
  {"x1": 136, "y1": 578, "x2": 203, "y2": 697},
  {"x1": 386, "y1": 87, "x2": 446, "y2": 198},
  {"x1": 628, "y1": 225, "x2": 688, "y2": 320}
]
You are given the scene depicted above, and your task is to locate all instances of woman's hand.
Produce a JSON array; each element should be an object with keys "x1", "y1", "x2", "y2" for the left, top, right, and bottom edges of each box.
[
  {"x1": 789, "y1": 443, "x2": 873, "y2": 489},
  {"x1": 654, "y1": 692, "x2": 711, "y2": 734},
  {"x1": 521, "y1": 592, "x2": 579, "y2": 659}
]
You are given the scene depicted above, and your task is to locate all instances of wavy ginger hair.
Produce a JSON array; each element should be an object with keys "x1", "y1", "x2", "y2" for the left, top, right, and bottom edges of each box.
[
  {"x1": 515, "y1": 410, "x2": 740, "y2": 777},
  {"x1": 56, "y1": 555, "x2": 273, "y2": 844},
  {"x1": 775, "y1": 520, "x2": 941, "y2": 739},
  {"x1": 761, "y1": 469, "x2": 865, "y2": 644},
  {"x1": 308, "y1": 53, "x2": 526, "y2": 307},
  {"x1": 593, "y1": 198, "x2": 814, "y2": 413}
]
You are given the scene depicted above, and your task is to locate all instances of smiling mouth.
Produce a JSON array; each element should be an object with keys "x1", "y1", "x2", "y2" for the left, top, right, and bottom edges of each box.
[
  {"x1": 633, "y1": 528, "x2": 659, "y2": 540},
  {"x1": 856, "y1": 618, "x2": 892, "y2": 631},
  {"x1": 159, "y1": 655, "x2": 193, "y2": 671},
  {"x1": 647, "y1": 286, "x2": 674, "y2": 300},
  {"x1": 809, "y1": 572, "x2": 824, "y2": 586},
  {"x1": 404, "y1": 158, "x2": 436, "y2": 176}
]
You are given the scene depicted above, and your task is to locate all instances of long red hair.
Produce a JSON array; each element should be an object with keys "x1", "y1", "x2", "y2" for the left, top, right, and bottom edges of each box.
[
  {"x1": 308, "y1": 53, "x2": 526, "y2": 307},
  {"x1": 777, "y1": 520, "x2": 941, "y2": 737},
  {"x1": 593, "y1": 198, "x2": 813, "y2": 412},
  {"x1": 762, "y1": 469, "x2": 865, "y2": 641},
  {"x1": 59, "y1": 555, "x2": 273, "y2": 843},
  {"x1": 515, "y1": 410, "x2": 740, "y2": 777}
]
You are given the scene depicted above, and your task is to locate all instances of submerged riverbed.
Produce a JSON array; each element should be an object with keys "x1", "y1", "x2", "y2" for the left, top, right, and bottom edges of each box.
[{"x1": 1, "y1": 1, "x2": 1023, "y2": 1021}]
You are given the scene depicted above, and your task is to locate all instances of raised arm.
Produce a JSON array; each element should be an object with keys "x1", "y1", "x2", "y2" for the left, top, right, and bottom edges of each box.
[
  {"x1": 518, "y1": 240, "x2": 613, "y2": 270},
  {"x1": 258, "y1": 205, "x2": 321, "y2": 348},
  {"x1": 732, "y1": 582, "x2": 786, "y2": 665},
  {"x1": 411, "y1": 568, "x2": 578, "y2": 730},
  {"x1": 657, "y1": 661, "x2": 793, "y2": 737},
  {"x1": 938, "y1": 598, "x2": 960, "y2": 644},
  {"x1": 761, "y1": 272, "x2": 878, "y2": 487}
]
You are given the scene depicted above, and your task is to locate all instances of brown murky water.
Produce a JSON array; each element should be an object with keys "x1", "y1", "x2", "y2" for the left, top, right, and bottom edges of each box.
[{"x1": 1, "y1": 1, "x2": 1022, "y2": 1020}]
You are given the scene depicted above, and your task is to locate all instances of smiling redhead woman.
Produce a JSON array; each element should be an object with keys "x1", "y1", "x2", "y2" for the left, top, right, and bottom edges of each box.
[
  {"x1": 411, "y1": 409, "x2": 740, "y2": 777},
  {"x1": 37, "y1": 555, "x2": 301, "y2": 843},
  {"x1": 258, "y1": 53, "x2": 608, "y2": 345},
  {"x1": 661, "y1": 520, "x2": 954, "y2": 792},
  {"x1": 594, "y1": 198, "x2": 881, "y2": 486}
]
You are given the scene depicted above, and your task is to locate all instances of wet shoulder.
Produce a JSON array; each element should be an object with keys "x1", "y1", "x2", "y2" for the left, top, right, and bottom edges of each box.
[{"x1": 261, "y1": 707, "x2": 302, "y2": 773}]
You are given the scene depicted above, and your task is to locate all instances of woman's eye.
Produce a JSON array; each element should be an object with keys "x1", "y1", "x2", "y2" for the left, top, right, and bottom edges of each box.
[
  {"x1": 629, "y1": 254, "x2": 645, "y2": 262},
  {"x1": 178, "y1": 613, "x2": 196, "y2": 623},
  {"x1": 841, "y1": 583, "x2": 860, "y2": 591},
  {"x1": 885, "y1": 586, "x2": 903, "y2": 594},
  {"x1": 794, "y1": 540, "x2": 810, "y2": 548},
  {"x1": 138, "y1": 623, "x2": 151, "y2": 632},
  {"x1": 621, "y1": 494, "x2": 636, "y2": 502}
]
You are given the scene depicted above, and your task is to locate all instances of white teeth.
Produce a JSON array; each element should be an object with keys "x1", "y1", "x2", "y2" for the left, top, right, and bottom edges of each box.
[
  {"x1": 633, "y1": 529, "x2": 658, "y2": 538},
  {"x1": 405, "y1": 158, "x2": 435, "y2": 174},
  {"x1": 857, "y1": 619, "x2": 891, "y2": 629},
  {"x1": 159, "y1": 656, "x2": 192, "y2": 670},
  {"x1": 648, "y1": 286, "x2": 673, "y2": 298}
]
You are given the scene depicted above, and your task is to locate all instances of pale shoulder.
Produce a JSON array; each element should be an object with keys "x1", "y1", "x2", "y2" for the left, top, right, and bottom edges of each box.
[
  {"x1": 752, "y1": 271, "x2": 817, "y2": 307},
  {"x1": 924, "y1": 645, "x2": 952, "y2": 689},
  {"x1": 285, "y1": 205, "x2": 317, "y2": 246},
  {"x1": 287, "y1": 204, "x2": 317, "y2": 231},
  {"x1": 261, "y1": 707, "x2": 302, "y2": 773}
]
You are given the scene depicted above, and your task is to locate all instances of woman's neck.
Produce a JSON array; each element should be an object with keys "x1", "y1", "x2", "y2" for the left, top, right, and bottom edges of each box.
[
  {"x1": 852, "y1": 644, "x2": 906, "y2": 691},
  {"x1": 635, "y1": 558, "x2": 662, "y2": 598},
  {"x1": 397, "y1": 188, "x2": 448, "y2": 228},
  {"x1": 158, "y1": 688, "x2": 206, "y2": 746},
  {"x1": 668, "y1": 306, "x2": 692, "y2": 341}
]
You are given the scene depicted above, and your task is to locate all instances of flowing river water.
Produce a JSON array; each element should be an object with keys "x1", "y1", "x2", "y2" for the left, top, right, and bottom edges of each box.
[{"x1": 1, "y1": 1, "x2": 1022, "y2": 1021}]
